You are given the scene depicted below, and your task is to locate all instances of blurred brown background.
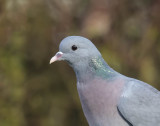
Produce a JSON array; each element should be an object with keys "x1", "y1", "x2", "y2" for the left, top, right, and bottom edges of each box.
[{"x1": 0, "y1": 0, "x2": 160, "y2": 126}]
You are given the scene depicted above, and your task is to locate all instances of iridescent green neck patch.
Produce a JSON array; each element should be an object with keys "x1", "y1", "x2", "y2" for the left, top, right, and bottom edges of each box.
[{"x1": 89, "y1": 57, "x2": 116, "y2": 79}]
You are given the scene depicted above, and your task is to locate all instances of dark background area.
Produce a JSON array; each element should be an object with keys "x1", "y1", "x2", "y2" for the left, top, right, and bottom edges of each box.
[{"x1": 0, "y1": 0, "x2": 160, "y2": 126}]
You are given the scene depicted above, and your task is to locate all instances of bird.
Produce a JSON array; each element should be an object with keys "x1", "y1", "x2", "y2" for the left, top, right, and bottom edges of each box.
[{"x1": 50, "y1": 36, "x2": 160, "y2": 126}]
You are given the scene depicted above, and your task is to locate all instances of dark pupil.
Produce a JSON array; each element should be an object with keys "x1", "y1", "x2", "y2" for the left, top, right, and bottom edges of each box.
[{"x1": 72, "y1": 45, "x2": 77, "y2": 51}]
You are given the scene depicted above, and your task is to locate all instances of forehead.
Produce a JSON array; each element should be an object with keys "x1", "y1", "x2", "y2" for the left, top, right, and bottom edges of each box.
[{"x1": 59, "y1": 36, "x2": 94, "y2": 51}]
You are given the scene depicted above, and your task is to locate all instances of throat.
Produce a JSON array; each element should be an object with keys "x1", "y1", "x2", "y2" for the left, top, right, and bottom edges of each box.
[{"x1": 72, "y1": 57, "x2": 117, "y2": 83}]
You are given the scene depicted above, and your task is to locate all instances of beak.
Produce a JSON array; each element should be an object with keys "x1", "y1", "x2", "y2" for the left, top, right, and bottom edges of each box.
[{"x1": 49, "y1": 52, "x2": 63, "y2": 64}]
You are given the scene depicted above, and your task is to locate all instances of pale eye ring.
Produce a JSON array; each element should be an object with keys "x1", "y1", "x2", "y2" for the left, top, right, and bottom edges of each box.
[{"x1": 71, "y1": 45, "x2": 77, "y2": 51}]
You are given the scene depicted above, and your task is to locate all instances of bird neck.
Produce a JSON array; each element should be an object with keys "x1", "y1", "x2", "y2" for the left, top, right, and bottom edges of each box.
[{"x1": 72, "y1": 56, "x2": 118, "y2": 83}]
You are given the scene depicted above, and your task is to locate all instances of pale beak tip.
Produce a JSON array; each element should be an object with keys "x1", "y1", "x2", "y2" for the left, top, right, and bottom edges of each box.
[
  {"x1": 49, "y1": 57, "x2": 56, "y2": 64},
  {"x1": 49, "y1": 58, "x2": 55, "y2": 64}
]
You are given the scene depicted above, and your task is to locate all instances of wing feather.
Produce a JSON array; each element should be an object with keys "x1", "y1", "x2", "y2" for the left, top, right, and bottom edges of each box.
[{"x1": 118, "y1": 79, "x2": 160, "y2": 126}]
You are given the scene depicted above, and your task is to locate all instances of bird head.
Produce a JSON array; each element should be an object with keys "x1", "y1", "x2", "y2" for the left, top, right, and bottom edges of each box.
[{"x1": 50, "y1": 36, "x2": 101, "y2": 66}]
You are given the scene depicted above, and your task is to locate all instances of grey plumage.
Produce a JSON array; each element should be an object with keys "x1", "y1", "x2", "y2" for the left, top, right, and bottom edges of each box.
[
  {"x1": 118, "y1": 79, "x2": 160, "y2": 126},
  {"x1": 50, "y1": 36, "x2": 160, "y2": 126}
]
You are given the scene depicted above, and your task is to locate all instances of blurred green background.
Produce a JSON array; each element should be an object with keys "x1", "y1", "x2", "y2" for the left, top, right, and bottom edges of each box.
[{"x1": 0, "y1": 0, "x2": 160, "y2": 126}]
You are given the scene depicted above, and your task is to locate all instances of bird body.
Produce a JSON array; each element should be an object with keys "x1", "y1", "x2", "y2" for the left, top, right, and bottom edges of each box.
[
  {"x1": 77, "y1": 75, "x2": 129, "y2": 126},
  {"x1": 50, "y1": 36, "x2": 160, "y2": 126}
]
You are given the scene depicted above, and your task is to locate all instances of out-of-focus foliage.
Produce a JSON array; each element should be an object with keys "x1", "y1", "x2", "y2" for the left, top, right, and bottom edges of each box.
[{"x1": 0, "y1": 0, "x2": 159, "y2": 126}]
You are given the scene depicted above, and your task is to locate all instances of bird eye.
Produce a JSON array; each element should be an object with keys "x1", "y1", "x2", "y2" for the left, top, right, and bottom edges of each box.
[{"x1": 71, "y1": 45, "x2": 77, "y2": 51}]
